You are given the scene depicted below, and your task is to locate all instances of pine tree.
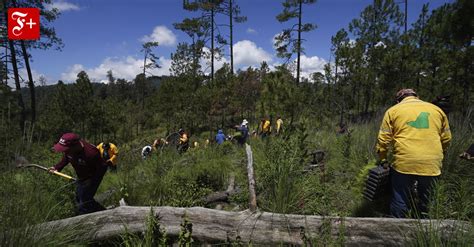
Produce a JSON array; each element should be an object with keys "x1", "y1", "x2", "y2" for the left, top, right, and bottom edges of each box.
[
  {"x1": 180, "y1": 0, "x2": 225, "y2": 83},
  {"x1": 348, "y1": 0, "x2": 403, "y2": 112},
  {"x1": 3, "y1": 0, "x2": 63, "y2": 125},
  {"x1": 73, "y1": 71, "x2": 94, "y2": 136},
  {"x1": 174, "y1": 18, "x2": 208, "y2": 78},
  {"x1": 275, "y1": 0, "x2": 317, "y2": 84},
  {"x1": 141, "y1": 42, "x2": 160, "y2": 76},
  {"x1": 216, "y1": 0, "x2": 247, "y2": 74}
]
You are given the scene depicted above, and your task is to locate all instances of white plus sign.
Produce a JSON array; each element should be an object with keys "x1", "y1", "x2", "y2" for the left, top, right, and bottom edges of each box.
[{"x1": 26, "y1": 18, "x2": 37, "y2": 29}]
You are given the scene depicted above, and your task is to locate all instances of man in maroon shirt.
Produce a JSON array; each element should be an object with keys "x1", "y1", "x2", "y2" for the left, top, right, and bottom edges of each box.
[{"x1": 49, "y1": 133, "x2": 108, "y2": 215}]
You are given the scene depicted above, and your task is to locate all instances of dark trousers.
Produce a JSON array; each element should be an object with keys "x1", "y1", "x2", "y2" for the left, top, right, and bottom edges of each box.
[
  {"x1": 390, "y1": 169, "x2": 438, "y2": 218},
  {"x1": 76, "y1": 165, "x2": 107, "y2": 215},
  {"x1": 235, "y1": 135, "x2": 247, "y2": 145},
  {"x1": 178, "y1": 142, "x2": 189, "y2": 154}
]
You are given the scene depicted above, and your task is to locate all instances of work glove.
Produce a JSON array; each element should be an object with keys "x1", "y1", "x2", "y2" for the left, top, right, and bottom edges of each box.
[{"x1": 376, "y1": 159, "x2": 389, "y2": 169}]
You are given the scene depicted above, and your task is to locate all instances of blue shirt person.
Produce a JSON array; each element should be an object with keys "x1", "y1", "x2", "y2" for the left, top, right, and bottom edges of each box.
[{"x1": 215, "y1": 129, "x2": 226, "y2": 145}]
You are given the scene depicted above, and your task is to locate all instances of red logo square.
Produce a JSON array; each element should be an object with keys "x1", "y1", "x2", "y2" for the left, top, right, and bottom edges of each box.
[{"x1": 8, "y1": 8, "x2": 40, "y2": 40}]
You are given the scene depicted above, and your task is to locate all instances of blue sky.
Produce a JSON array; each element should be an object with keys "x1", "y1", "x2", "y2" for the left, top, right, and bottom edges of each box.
[{"x1": 19, "y1": 0, "x2": 453, "y2": 84}]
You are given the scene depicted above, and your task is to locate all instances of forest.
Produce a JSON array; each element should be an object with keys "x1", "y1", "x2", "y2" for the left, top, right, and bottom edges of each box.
[{"x1": 0, "y1": 0, "x2": 473, "y2": 245}]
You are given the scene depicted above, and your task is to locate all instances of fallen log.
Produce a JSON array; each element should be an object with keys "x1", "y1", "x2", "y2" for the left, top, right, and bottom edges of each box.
[
  {"x1": 95, "y1": 188, "x2": 117, "y2": 204},
  {"x1": 203, "y1": 175, "x2": 240, "y2": 205},
  {"x1": 36, "y1": 206, "x2": 471, "y2": 246},
  {"x1": 203, "y1": 188, "x2": 241, "y2": 205}
]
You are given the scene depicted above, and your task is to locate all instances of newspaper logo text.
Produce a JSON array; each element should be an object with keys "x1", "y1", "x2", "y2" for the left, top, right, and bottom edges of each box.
[{"x1": 8, "y1": 8, "x2": 40, "y2": 40}]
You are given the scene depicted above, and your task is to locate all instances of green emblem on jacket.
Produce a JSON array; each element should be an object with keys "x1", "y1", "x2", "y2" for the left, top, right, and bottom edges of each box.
[{"x1": 407, "y1": 112, "x2": 430, "y2": 129}]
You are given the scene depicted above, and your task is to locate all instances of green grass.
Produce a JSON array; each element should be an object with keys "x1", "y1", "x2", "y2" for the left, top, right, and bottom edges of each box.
[
  {"x1": 0, "y1": 112, "x2": 472, "y2": 245},
  {"x1": 0, "y1": 169, "x2": 88, "y2": 246}
]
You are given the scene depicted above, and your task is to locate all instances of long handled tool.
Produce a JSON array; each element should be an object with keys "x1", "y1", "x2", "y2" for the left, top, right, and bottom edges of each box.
[{"x1": 16, "y1": 157, "x2": 76, "y2": 181}]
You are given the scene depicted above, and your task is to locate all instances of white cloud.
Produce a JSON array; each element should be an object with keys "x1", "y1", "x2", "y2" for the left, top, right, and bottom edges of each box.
[
  {"x1": 299, "y1": 55, "x2": 326, "y2": 72},
  {"x1": 200, "y1": 41, "x2": 272, "y2": 73},
  {"x1": 289, "y1": 55, "x2": 327, "y2": 81},
  {"x1": 375, "y1": 41, "x2": 386, "y2": 48},
  {"x1": 246, "y1": 28, "x2": 257, "y2": 34},
  {"x1": 61, "y1": 56, "x2": 171, "y2": 83},
  {"x1": 6, "y1": 69, "x2": 52, "y2": 87},
  {"x1": 16, "y1": 69, "x2": 51, "y2": 85},
  {"x1": 61, "y1": 64, "x2": 85, "y2": 82},
  {"x1": 199, "y1": 47, "x2": 228, "y2": 74},
  {"x1": 141, "y1": 26, "x2": 177, "y2": 46},
  {"x1": 185, "y1": 41, "x2": 271, "y2": 75},
  {"x1": 349, "y1": 39, "x2": 356, "y2": 47},
  {"x1": 233, "y1": 40, "x2": 272, "y2": 68},
  {"x1": 45, "y1": 0, "x2": 80, "y2": 12}
]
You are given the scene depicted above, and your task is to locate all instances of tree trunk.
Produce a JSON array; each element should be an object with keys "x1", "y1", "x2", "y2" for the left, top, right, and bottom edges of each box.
[
  {"x1": 229, "y1": 0, "x2": 234, "y2": 75},
  {"x1": 245, "y1": 144, "x2": 257, "y2": 212},
  {"x1": 7, "y1": 40, "x2": 26, "y2": 131},
  {"x1": 35, "y1": 206, "x2": 470, "y2": 246},
  {"x1": 416, "y1": 14, "x2": 425, "y2": 90},
  {"x1": 356, "y1": 80, "x2": 360, "y2": 116},
  {"x1": 404, "y1": 0, "x2": 408, "y2": 34},
  {"x1": 20, "y1": 40, "x2": 36, "y2": 123},
  {"x1": 2, "y1": 39, "x2": 7, "y2": 85},
  {"x1": 211, "y1": 5, "x2": 215, "y2": 83},
  {"x1": 462, "y1": 53, "x2": 471, "y2": 116},
  {"x1": 296, "y1": 0, "x2": 302, "y2": 84},
  {"x1": 430, "y1": 62, "x2": 436, "y2": 96},
  {"x1": 4, "y1": 0, "x2": 24, "y2": 131},
  {"x1": 143, "y1": 53, "x2": 147, "y2": 75},
  {"x1": 12, "y1": 0, "x2": 35, "y2": 125},
  {"x1": 363, "y1": 84, "x2": 370, "y2": 114},
  {"x1": 192, "y1": 38, "x2": 197, "y2": 79}
]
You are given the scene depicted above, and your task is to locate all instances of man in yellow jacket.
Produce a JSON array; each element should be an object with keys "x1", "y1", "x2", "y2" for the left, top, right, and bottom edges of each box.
[
  {"x1": 97, "y1": 142, "x2": 119, "y2": 171},
  {"x1": 376, "y1": 89, "x2": 451, "y2": 218},
  {"x1": 260, "y1": 117, "x2": 271, "y2": 138},
  {"x1": 276, "y1": 116, "x2": 283, "y2": 135}
]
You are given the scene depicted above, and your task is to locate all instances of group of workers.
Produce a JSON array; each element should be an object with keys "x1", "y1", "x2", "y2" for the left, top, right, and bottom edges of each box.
[
  {"x1": 214, "y1": 119, "x2": 249, "y2": 146},
  {"x1": 142, "y1": 116, "x2": 284, "y2": 158},
  {"x1": 142, "y1": 128, "x2": 190, "y2": 159},
  {"x1": 259, "y1": 116, "x2": 284, "y2": 138},
  {"x1": 142, "y1": 116, "x2": 284, "y2": 159},
  {"x1": 214, "y1": 116, "x2": 284, "y2": 145},
  {"x1": 47, "y1": 88, "x2": 470, "y2": 219}
]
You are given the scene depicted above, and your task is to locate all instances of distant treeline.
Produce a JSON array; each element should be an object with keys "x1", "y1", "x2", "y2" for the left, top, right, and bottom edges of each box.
[{"x1": 0, "y1": 0, "x2": 472, "y2": 149}]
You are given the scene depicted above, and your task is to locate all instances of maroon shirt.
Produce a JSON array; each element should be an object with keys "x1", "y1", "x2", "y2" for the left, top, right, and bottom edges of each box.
[{"x1": 54, "y1": 140, "x2": 106, "y2": 179}]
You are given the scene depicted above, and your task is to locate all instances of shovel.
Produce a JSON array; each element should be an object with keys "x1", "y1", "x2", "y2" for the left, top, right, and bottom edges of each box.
[{"x1": 16, "y1": 157, "x2": 76, "y2": 181}]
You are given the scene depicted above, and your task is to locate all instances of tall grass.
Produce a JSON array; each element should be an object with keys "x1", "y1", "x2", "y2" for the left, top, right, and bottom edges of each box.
[
  {"x1": 0, "y1": 168, "x2": 88, "y2": 246},
  {"x1": 253, "y1": 135, "x2": 306, "y2": 213},
  {"x1": 0, "y1": 109, "x2": 471, "y2": 245},
  {"x1": 118, "y1": 208, "x2": 168, "y2": 247},
  {"x1": 112, "y1": 141, "x2": 244, "y2": 207}
]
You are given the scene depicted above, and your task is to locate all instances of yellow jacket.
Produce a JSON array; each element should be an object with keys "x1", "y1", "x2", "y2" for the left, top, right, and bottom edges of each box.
[
  {"x1": 376, "y1": 96, "x2": 451, "y2": 176},
  {"x1": 97, "y1": 143, "x2": 119, "y2": 166},
  {"x1": 276, "y1": 118, "x2": 283, "y2": 133},
  {"x1": 262, "y1": 120, "x2": 271, "y2": 133}
]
